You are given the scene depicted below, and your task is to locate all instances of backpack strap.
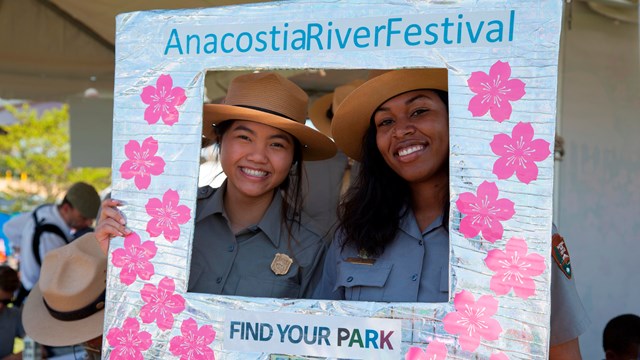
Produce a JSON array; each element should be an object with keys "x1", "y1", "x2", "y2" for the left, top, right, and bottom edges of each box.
[{"x1": 31, "y1": 205, "x2": 69, "y2": 267}]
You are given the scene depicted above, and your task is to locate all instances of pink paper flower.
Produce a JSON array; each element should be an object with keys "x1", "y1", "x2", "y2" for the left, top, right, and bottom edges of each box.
[
  {"x1": 456, "y1": 181, "x2": 515, "y2": 243},
  {"x1": 111, "y1": 232, "x2": 157, "y2": 286},
  {"x1": 405, "y1": 340, "x2": 448, "y2": 360},
  {"x1": 140, "y1": 277, "x2": 186, "y2": 330},
  {"x1": 140, "y1": 74, "x2": 187, "y2": 126},
  {"x1": 443, "y1": 290, "x2": 503, "y2": 352},
  {"x1": 119, "y1": 136, "x2": 166, "y2": 190},
  {"x1": 485, "y1": 237, "x2": 545, "y2": 299},
  {"x1": 468, "y1": 61, "x2": 525, "y2": 122},
  {"x1": 490, "y1": 122, "x2": 551, "y2": 184},
  {"x1": 169, "y1": 318, "x2": 216, "y2": 360},
  {"x1": 106, "y1": 317, "x2": 152, "y2": 360},
  {"x1": 490, "y1": 352, "x2": 509, "y2": 360},
  {"x1": 146, "y1": 189, "x2": 191, "y2": 242}
]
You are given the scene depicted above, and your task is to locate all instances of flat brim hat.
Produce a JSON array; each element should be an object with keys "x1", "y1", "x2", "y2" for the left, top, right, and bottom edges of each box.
[
  {"x1": 331, "y1": 68, "x2": 448, "y2": 161},
  {"x1": 309, "y1": 79, "x2": 365, "y2": 138},
  {"x1": 203, "y1": 72, "x2": 336, "y2": 161},
  {"x1": 23, "y1": 233, "x2": 107, "y2": 346}
]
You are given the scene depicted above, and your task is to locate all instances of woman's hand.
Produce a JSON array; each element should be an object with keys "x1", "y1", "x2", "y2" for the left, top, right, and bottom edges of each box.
[{"x1": 95, "y1": 199, "x2": 131, "y2": 255}]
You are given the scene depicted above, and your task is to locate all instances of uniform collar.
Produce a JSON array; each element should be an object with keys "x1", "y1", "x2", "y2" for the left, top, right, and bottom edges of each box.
[
  {"x1": 399, "y1": 206, "x2": 448, "y2": 239},
  {"x1": 255, "y1": 190, "x2": 284, "y2": 248},
  {"x1": 195, "y1": 181, "x2": 283, "y2": 248}
]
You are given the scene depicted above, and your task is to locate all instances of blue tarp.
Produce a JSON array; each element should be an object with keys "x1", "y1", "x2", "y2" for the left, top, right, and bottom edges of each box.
[{"x1": 0, "y1": 212, "x2": 13, "y2": 256}]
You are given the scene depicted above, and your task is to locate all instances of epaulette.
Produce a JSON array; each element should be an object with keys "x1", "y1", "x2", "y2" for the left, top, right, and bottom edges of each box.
[
  {"x1": 197, "y1": 186, "x2": 216, "y2": 200},
  {"x1": 552, "y1": 233, "x2": 572, "y2": 279}
]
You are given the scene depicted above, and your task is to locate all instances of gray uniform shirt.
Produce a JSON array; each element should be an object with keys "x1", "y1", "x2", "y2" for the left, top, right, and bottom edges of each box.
[
  {"x1": 313, "y1": 210, "x2": 589, "y2": 346},
  {"x1": 189, "y1": 183, "x2": 328, "y2": 299}
]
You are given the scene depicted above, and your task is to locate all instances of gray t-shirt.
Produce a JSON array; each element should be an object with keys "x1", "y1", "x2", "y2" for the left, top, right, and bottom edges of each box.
[
  {"x1": 189, "y1": 183, "x2": 328, "y2": 299},
  {"x1": 0, "y1": 306, "x2": 25, "y2": 358},
  {"x1": 314, "y1": 210, "x2": 589, "y2": 346}
]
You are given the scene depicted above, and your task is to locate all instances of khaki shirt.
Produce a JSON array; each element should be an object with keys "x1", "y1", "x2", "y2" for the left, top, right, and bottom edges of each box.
[{"x1": 189, "y1": 182, "x2": 328, "y2": 299}]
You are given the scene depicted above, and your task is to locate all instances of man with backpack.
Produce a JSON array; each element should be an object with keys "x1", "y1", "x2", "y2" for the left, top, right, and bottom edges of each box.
[{"x1": 2, "y1": 182, "x2": 100, "y2": 306}]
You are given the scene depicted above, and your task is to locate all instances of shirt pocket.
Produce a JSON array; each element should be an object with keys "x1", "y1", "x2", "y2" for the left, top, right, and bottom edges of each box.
[
  {"x1": 236, "y1": 276, "x2": 301, "y2": 299},
  {"x1": 335, "y1": 262, "x2": 392, "y2": 301}
]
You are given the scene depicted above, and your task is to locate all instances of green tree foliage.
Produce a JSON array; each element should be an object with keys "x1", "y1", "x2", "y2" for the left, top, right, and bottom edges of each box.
[{"x1": 0, "y1": 103, "x2": 111, "y2": 212}]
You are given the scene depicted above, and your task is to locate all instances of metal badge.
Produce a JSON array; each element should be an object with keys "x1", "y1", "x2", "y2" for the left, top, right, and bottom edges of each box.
[{"x1": 271, "y1": 253, "x2": 293, "y2": 275}]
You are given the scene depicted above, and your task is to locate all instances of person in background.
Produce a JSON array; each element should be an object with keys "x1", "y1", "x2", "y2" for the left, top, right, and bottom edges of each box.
[
  {"x1": 603, "y1": 314, "x2": 640, "y2": 360},
  {"x1": 303, "y1": 79, "x2": 364, "y2": 235},
  {"x1": 3, "y1": 182, "x2": 100, "y2": 307},
  {"x1": 96, "y1": 72, "x2": 337, "y2": 298},
  {"x1": 314, "y1": 68, "x2": 589, "y2": 359},
  {"x1": 22, "y1": 234, "x2": 107, "y2": 360},
  {"x1": 0, "y1": 265, "x2": 24, "y2": 360}
]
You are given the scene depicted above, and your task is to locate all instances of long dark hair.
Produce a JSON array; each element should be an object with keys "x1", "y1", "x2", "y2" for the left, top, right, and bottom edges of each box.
[
  {"x1": 214, "y1": 120, "x2": 305, "y2": 242},
  {"x1": 338, "y1": 90, "x2": 449, "y2": 257}
]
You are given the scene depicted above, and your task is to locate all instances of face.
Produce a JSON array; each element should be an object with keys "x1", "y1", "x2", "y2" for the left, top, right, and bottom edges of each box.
[
  {"x1": 373, "y1": 89, "x2": 449, "y2": 185},
  {"x1": 60, "y1": 203, "x2": 93, "y2": 230},
  {"x1": 219, "y1": 120, "x2": 295, "y2": 202}
]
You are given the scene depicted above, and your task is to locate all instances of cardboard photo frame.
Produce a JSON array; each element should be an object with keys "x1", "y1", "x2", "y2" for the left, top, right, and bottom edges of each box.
[{"x1": 105, "y1": 1, "x2": 563, "y2": 358}]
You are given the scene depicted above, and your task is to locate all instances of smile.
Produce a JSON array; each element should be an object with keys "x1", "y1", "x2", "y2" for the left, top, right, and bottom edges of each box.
[
  {"x1": 397, "y1": 145, "x2": 425, "y2": 157},
  {"x1": 241, "y1": 167, "x2": 268, "y2": 177}
]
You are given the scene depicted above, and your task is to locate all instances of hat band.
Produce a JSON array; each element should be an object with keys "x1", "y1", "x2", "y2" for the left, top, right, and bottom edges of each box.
[
  {"x1": 43, "y1": 290, "x2": 106, "y2": 322},
  {"x1": 235, "y1": 105, "x2": 296, "y2": 121}
]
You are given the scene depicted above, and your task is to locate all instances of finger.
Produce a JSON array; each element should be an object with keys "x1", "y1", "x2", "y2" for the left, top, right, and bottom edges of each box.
[
  {"x1": 96, "y1": 219, "x2": 128, "y2": 239},
  {"x1": 98, "y1": 204, "x2": 127, "y2": 226}
]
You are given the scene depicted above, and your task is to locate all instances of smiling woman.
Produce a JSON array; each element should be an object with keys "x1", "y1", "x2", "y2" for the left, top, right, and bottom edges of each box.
[
  {"x1": 313, "y1": 68, "x2": 589, "y2": 358},
  {"x1": 95, "y1": 72, "x2": 337, "y2": 299}
]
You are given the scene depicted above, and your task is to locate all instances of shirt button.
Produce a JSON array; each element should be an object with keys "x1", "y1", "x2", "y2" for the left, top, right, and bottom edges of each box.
[
  {"x1": 346, "y1": 276, "x2": 353, "y2": 282},
  {"x1": 411, "y1": 274, "x2": 418, "y2": 281},
  {"x1": 418, "y1": 240, "x2": 423, "y2": 246},
  {"x1": 227, "y1": 245, "x2": 235, "y2": 252},
  {"x1": 216, "y1": 277, "x2": 222, "y2": 284}
]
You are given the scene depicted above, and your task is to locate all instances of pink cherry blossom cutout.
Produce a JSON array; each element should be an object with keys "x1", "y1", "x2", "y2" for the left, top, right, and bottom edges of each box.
[
  {"x1": 140, "y1": 277, "x2": 186, "y2": 331},
  {"x1": 111, "y1": 232, "x2": 157, "y2": 286},
  {"x1": 467, "y1": 60, "x2": 526, "y2": 123},
  {"x1": 485, "y1": 237, "x2": 545, "y2": 299},
  {"x1": 456, "y1": 181, "x2": 515, "y2": 243},
  {"x1": 490, "y1": 352, "x2": 510, "y2": 360},
  {"x1": 490, "y1": 122, "x2": 551, "y2": 184},
  {"x1": 170, "y1": 318, "x2": 216, "y2": 360},
  {"x1": 146, "y1": 189, "x2": 191, "y2": 242},
  {"x1": 140, "y1": 74, "x2": 187, "y2": 126},
  {"x1": 405, "y1": 340, "x2": 448, "y2": 360},
  {"x1": 119, "y1": 136, "x2": 166, "y2": 190},
  {"x1": 106, "y1": 317, "x2": 153, "y2": 360},
  {"x1": 443, "y1": 290, "x2": 503, "y2": 352}
]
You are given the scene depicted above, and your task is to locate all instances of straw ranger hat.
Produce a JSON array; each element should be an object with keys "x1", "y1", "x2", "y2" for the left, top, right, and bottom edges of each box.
[
  {"x1": 331, "y1": 68, "x2": 448, "y2": 161},
  {"x1": 203, "y1": 72, "x2": 336, "y2": 161},
  {"x1": 23, "y1": 234, "x2": 107, "y2": 346},
  {"x1": 308, "y1": 79, "x2": 365, "y2": 138}
]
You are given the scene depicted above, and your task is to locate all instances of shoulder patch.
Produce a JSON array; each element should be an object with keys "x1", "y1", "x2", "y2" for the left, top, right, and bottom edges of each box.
[
  {"x1": 197, "y1": 186, "x2": 216, "y2": 200},
  {"x1": 552, "y1": 233, "x2": 572, "y2": 279}
]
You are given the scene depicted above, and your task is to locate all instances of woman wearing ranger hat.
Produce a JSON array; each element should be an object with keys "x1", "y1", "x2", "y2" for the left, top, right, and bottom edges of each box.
[
  {"x1": 95, "y1": 72, "x2": 336, "y2": 299},
  {"x1": 313, "y1": 68, "x2": 589, "y2": 358}
]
